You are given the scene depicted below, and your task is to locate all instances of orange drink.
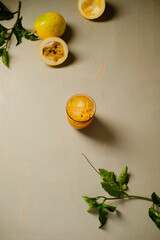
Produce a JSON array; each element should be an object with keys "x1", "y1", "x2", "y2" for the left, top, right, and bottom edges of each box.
[{"x1": 66, "y1": 94, "x2": 96, "y2": 129}]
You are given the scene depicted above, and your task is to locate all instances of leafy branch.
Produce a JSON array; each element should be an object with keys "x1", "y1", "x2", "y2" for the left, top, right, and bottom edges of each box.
[
  {"x1": 0, "y1": 1, "x2": 38, "y2": 67},
  {"x1": 82, "y1": 154, "x2": 160, "y2": 229}
]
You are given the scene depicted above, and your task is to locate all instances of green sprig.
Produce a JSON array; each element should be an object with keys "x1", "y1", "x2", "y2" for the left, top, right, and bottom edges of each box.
[
  {"x1": 82, "y1": 154, "x2": 160, "y2": 230},
  {"x1": 0, "y1": 1, "x2": 38, "y2": 67}
]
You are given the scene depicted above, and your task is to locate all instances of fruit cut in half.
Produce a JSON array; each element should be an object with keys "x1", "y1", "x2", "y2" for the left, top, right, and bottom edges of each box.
[
  {"x1": 38, "y1": 37, "x2": 68, "y2": 66},
  {"x1": 78, "y1": 0, "x2": 105, "y2": 20},
  {"x1": 34, "y1": 12, "x2": 66, "y2": 39}
]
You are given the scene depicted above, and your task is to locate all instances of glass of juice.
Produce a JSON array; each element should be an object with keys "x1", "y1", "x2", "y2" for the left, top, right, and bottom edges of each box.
[{"x1": 66, "y1": 94, "x2": 96, "y2": 129}]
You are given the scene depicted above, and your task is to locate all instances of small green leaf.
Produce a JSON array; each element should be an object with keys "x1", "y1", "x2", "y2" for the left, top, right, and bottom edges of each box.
[
  {"x1": 103, "y1": 203, "x2": 117, "y2": 212},
  {"x1": 151, "y1": 192, "x2": 160, "y2": 205},
  {"x1": 149, "y1": 208, "x2": 160, "y2": 229},
  {"x1": 2, "y1": 48, "x2": 9, "y2": 66},
  {"x1": 82, "y1": 196, "x2": 97, "y2": 203},
  {"x1": 98, "y1": 205, "x2": 108, "y2": 228},
  {"x1": 0, "y1": 48, "x2": 9, "y2": 67},
  {"x1": 0, "y1": 1, "x2": 14, "y2": 20},
  {"x1": 122, "y1": 184, "x2": 127, "y2": 191},
  {"x1": 150, "y1": 208, "x2": 160, "y2": 218},
  {"x1": 13, "y1": 25, "x2": 23, "y2": 45},
  {"x1": 13, "y1": 17, "x2": 24, "y2": 45},
  {"x1": 118, "y1": 166, "x2": 129, "y2": 191},
  {"x1": 87, "y1": 202, "x2": 100, "y2": 212},
  {"x1": 13, "y1": 17, "x2": 38, "y2": 46},
  {"x1": 21, "y1": 28, "x2": 38, "y2": 40}
]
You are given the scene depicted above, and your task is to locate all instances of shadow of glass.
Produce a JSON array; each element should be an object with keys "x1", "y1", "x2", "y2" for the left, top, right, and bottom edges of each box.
[
  {"x1": 80, "y1": 116, "x2": 118, "y2": 146},
  {"x1": 93, "y1": 2, "x2": 118, "y2": 22}
]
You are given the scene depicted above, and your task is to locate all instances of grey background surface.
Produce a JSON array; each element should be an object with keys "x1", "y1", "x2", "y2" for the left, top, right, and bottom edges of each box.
[{"x1": 0, "y1": 0, "x2": 160, "y2": 239}]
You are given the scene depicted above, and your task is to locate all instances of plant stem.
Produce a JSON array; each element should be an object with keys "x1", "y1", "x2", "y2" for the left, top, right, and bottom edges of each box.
[
  {"x1": 124, "y1": 194, "x2": 152, "y2": 202},
  {"x1": 5, "y1": 29, "x2": 13, "y2": 49},
  {"x1": 82, "y1": 153, "x2": 99, "y2": 175},
  {"x1": 16, "y1": 1, "x2": 21, "y2": 21},
  {"x1": 82, "y1": 154, "x2": 153, "y2": 203},
  {"x1": 5, "y1": 1, "x2": 21, "y2": 50},
  {"x1": 96, "y1": 195, "x2": 153, "y2": 202}
]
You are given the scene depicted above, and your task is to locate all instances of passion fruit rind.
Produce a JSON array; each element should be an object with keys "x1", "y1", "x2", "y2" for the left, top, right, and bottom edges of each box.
[{"x1": 78, "y1": 0, "x2": 106, "y2": 20}]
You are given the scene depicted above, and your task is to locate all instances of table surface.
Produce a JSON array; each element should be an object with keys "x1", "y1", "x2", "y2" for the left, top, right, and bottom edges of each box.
[{"x1": 0, "y1": 0, "x2": 160, "y2": 239}]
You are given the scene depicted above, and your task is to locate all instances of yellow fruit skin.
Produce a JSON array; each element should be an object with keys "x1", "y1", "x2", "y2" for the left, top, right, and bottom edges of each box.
[{"x1": 34, "y1": 12, "x2": 66, "y2": 39}]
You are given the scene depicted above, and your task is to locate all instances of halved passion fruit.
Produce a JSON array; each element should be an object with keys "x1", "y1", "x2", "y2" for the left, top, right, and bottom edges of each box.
[
  {"x1": 78, "y1": 0, "x2": 105, "y2": 20},
  {"x1": 38, "y1": 37, "x2": 68, "y2": 66}
]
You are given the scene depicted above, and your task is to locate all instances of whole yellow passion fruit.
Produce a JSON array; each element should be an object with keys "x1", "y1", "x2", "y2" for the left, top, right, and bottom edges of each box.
[{"x1": 34, "y1": 12, "x2": 66, "y2": 39}]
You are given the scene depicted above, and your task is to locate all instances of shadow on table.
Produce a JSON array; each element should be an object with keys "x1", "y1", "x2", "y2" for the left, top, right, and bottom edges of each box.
[
  {"x1": 53, "y1": 51, "x2": 76, "y2": 68},
  {"x1": 93, "y1": 2, "x2": 119, "y2": 22},
  {"x1": 49, "y1": 24, "x2": 77, "y2": 68},
  {"x1": 62, "y1": 24, "x2": 74, "y2": 43},
  {"x1": 56, "y1": 24, "x2": 77, "y2": 67},
  {"x1": 80, "y1": 116, "x2": 118, "y2": 146},
  {"x1": 86, "y1": 209, "x2": 124, "y2": 231}
]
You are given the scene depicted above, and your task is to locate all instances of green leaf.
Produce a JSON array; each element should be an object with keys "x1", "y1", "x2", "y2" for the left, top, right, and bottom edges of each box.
[
  {"x1": 13, "y1": 25, "x2": 23, "y2": 45},
  {"x1": 82, "y1": 196, "x2": 97, "y2": 203},
  {"x1": 118, "y1": 166, "x2": 129, "y2": 191},
  {"x1": 103, "y1": 203, "x2": 117, "y2": 212},
  {"x1": 82, "y1": 196, "x2": 101, "y2": 212},
  {"x1": 21, "y1": 28, "x2": 38, "y2": 40},
  {"x1": 2, "y1": 48, "x2": 9, "y2": 66},
  {"x1": 0, "y1": 37, "x2": 4, "y2": 46},
  {"x1": 99, "y1": 168, "x2": 115, "y2": 182},
  {"x1": 99, "y1": 168, "x2": 122, "y2": 197},
  {"x1": 0, "y1": 1, "x2": 14, "y2": 20},
  {"x1": 87, "y1": 202, "x2": 101, "y2": 212},
  {"x1": 0, "y1": 24, "x2": 8, "y2": 46},
  {"x1": 0, "y1": 48, "x2": 3, "y2": 56},
  {"x1": 98, "y1": 205, "x2": 108, "y2": 228},
  {"x1": 13, "y1": 17, "x2": 38, "y2": 46},
  {"x1": 99, "y1": 169, "x2": 121, "y2": 197},
  {"x1": 0, "y1": 48, "x2": 9, "y2": 67},
  {"x1": 149, "y1": 208, "x2": 160, "y2": 229},
  {"x1": 0, "y1": 24, "x2": 8, "y2": 36},
  {"x1": 101, "y1": 181, "x2": 122, "y2": 197},
  {"x1": 151, "y1": 192, "x2": 160, "y2": 205}
]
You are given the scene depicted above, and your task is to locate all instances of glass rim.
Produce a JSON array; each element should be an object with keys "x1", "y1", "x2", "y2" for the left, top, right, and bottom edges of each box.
[{"x1": 66, "y1": 94, "x2": 96, "y2": 123}]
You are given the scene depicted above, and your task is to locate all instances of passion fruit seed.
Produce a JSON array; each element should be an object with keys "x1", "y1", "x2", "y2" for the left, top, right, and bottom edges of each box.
[{"x1": 43, "y1": 41, "x2": 65, "y2": 63}]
